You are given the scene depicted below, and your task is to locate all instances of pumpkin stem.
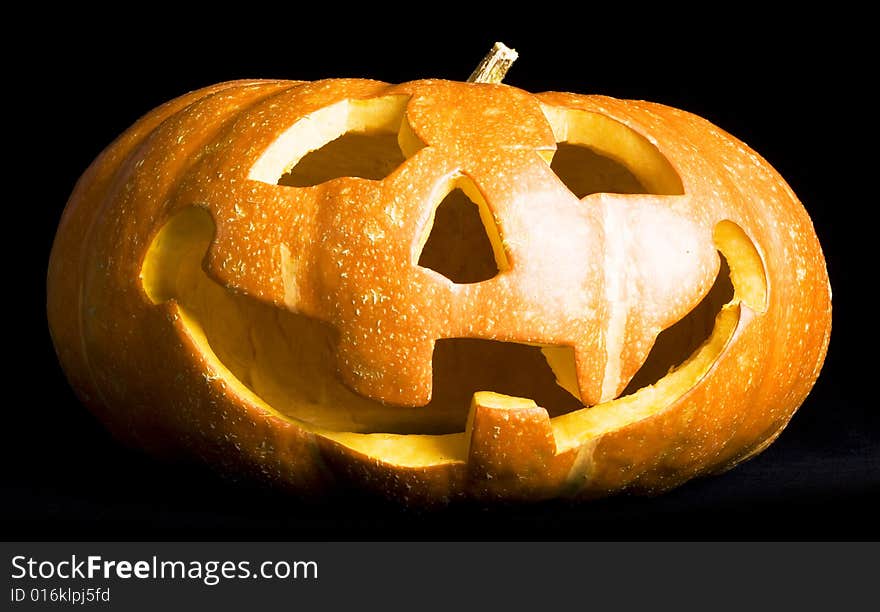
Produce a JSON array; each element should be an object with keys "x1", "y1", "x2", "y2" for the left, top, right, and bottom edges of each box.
[{"x1": 467, "y1": 42, "x2": 518, "y2": 84}]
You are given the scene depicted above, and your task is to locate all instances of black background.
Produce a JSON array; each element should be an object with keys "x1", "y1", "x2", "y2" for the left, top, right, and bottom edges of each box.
[{"x1": 7, "y1": 9, "x2": 876, "y2": 540}]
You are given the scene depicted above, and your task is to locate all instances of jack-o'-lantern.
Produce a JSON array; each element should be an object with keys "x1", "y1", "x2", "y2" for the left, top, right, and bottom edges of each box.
[{"x1": 47, "y1": 45, "x2": 831, "y2": 503}]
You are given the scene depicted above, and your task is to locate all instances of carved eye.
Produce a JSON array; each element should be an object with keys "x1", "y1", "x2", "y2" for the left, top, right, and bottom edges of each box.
[
  {"x1": 540, "y1": 105, "x2": 685, "y2": 197},
  {"x1": 249, "y1": 95, "x2": 422, "y2": 187}
]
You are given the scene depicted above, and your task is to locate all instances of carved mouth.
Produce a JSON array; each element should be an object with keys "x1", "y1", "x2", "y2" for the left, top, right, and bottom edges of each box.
[{"x1": 141, "y1": 204, "x2": 766, "y2": 466}]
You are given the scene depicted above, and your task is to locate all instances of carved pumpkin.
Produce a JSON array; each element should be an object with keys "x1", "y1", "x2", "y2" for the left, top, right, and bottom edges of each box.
[{"x1": 47, "y1": 65, "x2": 830, "y2": 503}]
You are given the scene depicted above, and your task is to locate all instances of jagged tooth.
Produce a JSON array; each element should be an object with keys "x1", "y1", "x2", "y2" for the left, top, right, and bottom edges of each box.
[{"x1": 466, "y1": 392, "x2": 556, "y2": 496}]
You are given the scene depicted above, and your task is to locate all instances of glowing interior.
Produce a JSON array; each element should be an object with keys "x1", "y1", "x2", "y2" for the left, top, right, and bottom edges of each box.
[
  {"x1": 278, "y1": 131, "x2": 405, "y2": 186},
  {"x1": 551, "y1": 143, "x2": 647, "y2": 197}
]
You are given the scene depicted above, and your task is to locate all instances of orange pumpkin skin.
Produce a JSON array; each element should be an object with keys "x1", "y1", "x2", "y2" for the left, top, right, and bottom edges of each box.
[{"x1": 47, "y1": 78, "x2": 831, "y2": 504}]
